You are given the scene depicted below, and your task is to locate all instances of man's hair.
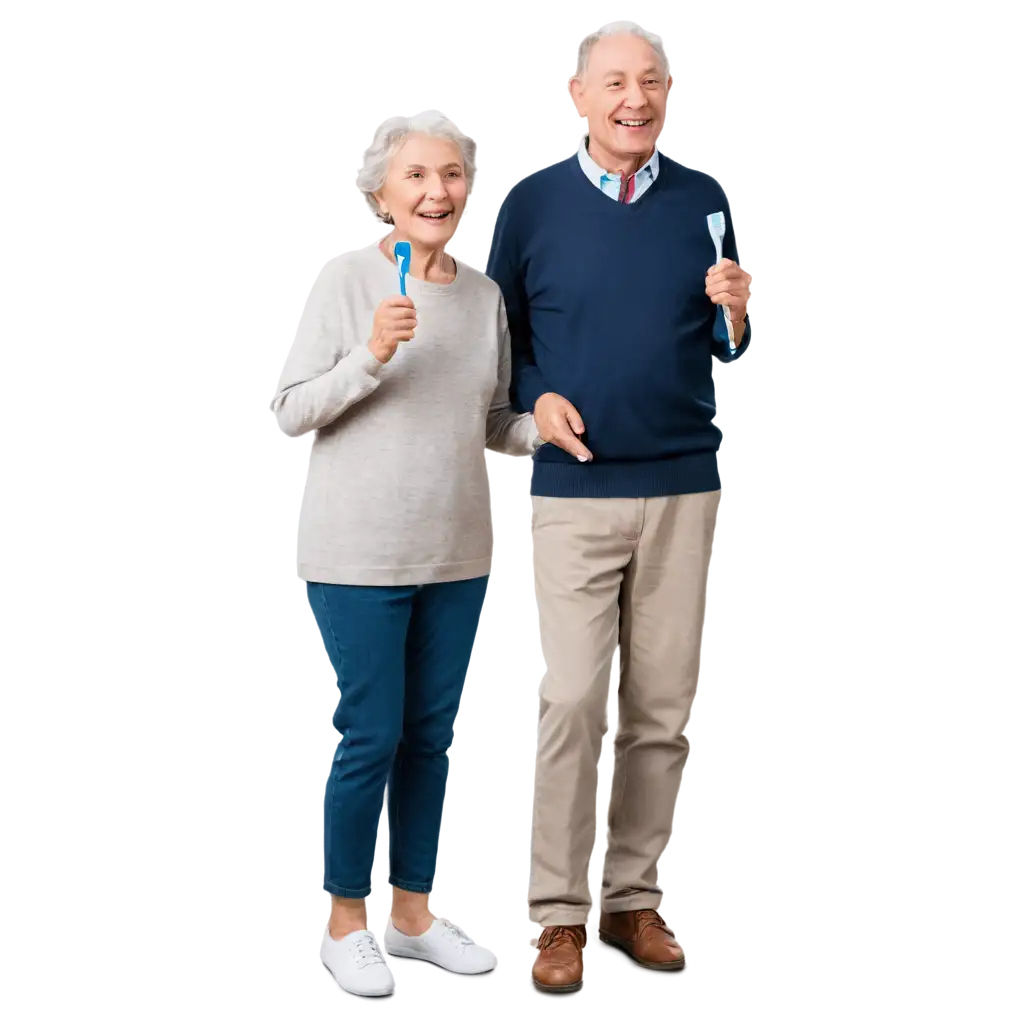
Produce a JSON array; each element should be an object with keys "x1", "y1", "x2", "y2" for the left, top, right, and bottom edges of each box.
[{"x1": 574, "y1": 21, "x2": 670, "y2": 80}]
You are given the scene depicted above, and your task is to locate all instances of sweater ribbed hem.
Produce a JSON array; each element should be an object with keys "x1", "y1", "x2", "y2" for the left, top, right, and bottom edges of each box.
[
  {"x1": 298, "y1": 557, "x2": 491, "y2": 586},
  {"x1": 531, "y1": 451, "x2": 720, "y2": 498}
]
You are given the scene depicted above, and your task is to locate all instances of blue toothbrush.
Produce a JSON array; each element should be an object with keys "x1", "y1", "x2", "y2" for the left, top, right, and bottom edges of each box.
[
  {"x1": 706, "y1": 211, "x2": 736, "y2": 352},
  {"x1": 393, "y1": 240, "x2": 411, "y2": 296}
]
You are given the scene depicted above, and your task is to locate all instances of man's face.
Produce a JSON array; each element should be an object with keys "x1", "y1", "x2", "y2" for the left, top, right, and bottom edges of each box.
[{"x1": 570, "y1": 33, "x2": 671, "y2": 166}]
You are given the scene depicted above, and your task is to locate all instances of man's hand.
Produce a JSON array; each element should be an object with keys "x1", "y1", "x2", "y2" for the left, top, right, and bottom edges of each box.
[
  {"x1": 705, "y1": 258, "x2": 752, "y2": 323},
  {"x1": 534, "y1": 393, "x2": 593, "y2": 462}
]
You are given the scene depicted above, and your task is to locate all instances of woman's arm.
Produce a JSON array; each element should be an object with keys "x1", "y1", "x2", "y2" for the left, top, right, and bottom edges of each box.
[
  {"x1": 270, "y1": 259, "x2": 383, "y2": 438},
  {"x1": 486, "y1": 299, "x2": 541, "y2": 456}
]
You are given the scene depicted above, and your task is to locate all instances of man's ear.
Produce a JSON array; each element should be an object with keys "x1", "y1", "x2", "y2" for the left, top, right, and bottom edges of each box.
[
  {"x1": 568, "y1": 76, "x2": 587, "y2": 117},
  {"x1": 666, "y1": 74, "x2": 673, "y2": 96}
]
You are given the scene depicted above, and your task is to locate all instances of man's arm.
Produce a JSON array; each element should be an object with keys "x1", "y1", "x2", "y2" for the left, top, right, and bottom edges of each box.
[
  {"x1": 708, "y1": 195, "x2": 752, "y2": 362},
  {"x1": 485, "y1": 193, "x2": 593, "y2": 462},
  {"x1": 486, "y1": 195, "x2": 550, "y2": 413}
]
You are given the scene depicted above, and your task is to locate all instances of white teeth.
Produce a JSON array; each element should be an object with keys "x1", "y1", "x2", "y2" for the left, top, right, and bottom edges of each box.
[{"x1": 618, "y1": 119, "x2": 649, "y2": 126}]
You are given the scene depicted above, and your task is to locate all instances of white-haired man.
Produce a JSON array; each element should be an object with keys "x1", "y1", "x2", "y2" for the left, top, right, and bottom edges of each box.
[{"x1": 487, "y1": 22, "x2": 753, "y2": 992}]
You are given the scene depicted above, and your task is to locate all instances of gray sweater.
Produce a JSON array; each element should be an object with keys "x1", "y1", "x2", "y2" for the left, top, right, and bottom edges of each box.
[{"x1": 271, "y1": 242, "x2": 539, "y2": 585}]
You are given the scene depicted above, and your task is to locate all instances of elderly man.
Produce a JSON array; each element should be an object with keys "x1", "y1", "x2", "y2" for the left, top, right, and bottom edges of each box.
[{"x1": 487, "y1": 21, "x2": 753, "y2": 992}]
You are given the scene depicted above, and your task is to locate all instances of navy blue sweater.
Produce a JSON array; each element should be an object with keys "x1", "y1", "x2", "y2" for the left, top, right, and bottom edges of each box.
[{"x1": 486, "y1": 153, "x2": 750, "y2": 498}]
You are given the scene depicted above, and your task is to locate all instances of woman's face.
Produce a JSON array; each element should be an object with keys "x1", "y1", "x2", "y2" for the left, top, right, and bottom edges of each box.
[{"x1": 376, "y1": 133, "x2": 468, "y2": 248}]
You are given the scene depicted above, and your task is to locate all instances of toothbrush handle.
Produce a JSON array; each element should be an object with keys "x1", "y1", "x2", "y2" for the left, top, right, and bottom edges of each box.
[
  {"x1": 714, "y1": 253, "x2": 735, "y2": 349},
  {"x1": 711, "y1": 241, "x2": 735, "y2": 350}
]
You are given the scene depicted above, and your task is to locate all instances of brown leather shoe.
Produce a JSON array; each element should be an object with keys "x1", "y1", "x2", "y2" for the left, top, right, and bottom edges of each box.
[
  {"x1": 531, "y1": 925, "x2": 586, "y2": 993},
  {"x1": 598, "y1": 909, "x2": 686, "y2": 970}
]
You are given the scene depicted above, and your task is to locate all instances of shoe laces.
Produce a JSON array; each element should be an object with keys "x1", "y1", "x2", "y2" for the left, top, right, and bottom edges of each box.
[
  {"x1": 636, "y1": 910, "x2": 672, "y2": 938},
  {"x1": 352, "y1": 933, "x2": 385, "y2": 968},
  {"x1": 438, "y1": 918, "x2": 473, "y2": 946},
  {"x1": 534, "y1": 925, "x2": 586, "y2": 951}
]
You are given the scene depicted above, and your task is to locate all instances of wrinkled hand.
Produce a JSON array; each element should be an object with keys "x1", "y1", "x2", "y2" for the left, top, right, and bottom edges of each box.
[
  {"x1": 534, "y1": 393, "x2": 592, "y2": 462},
  {"x1": 705, "y1": 258, "x2": 752, "y2": 321},
  {"x1": 369, "y1": 295, "x2": 417, "y2": 364}
]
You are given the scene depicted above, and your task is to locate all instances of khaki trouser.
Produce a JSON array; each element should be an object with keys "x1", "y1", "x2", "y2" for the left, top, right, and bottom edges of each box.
[{"x1": 528, "y1": 490, "x2": 721, "y2": 926}]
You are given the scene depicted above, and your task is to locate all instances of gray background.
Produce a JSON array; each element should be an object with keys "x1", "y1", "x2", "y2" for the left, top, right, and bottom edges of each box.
[{"x1": 2, "y1": 8, "x2": 1024, "y2": 1024}]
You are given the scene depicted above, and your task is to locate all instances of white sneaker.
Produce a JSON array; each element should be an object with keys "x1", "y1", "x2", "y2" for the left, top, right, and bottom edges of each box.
[
  {"x1": 384, "y1": 917, "x2": 497, "y2": 975},
  {"x1": 320, "y1": 927, "x2": 395, "y2": 997}
]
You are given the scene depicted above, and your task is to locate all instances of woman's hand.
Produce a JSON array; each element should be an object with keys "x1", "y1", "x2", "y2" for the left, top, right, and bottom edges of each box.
[
  {"x1": 534, "y1": 392, "x2": 592, "y2": 462},
  {"x1": 369, "y1": 295, "x2": 417, "y2": 364}
]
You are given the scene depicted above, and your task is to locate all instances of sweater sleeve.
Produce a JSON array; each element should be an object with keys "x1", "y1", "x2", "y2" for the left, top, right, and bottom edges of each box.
[
  {"x1": 270, "y1": 259, "x2": 384, "y2": 437},
  {"x1": 486, "y1": 297, "x2": 542, "y2": 456},
  {"x1": 486, "y1": 193, "x2": 550, "y2": 413}
]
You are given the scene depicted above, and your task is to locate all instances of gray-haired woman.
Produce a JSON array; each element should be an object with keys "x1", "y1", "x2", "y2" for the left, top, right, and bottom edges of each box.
[{"x1": 271, "y1": 111, "x2": 540, "y2": 997}]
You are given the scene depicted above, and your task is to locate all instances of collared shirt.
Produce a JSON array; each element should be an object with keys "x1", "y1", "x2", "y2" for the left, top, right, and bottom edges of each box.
[{"x1": 577, "y1": 135, "x2": 660, "y2": 203}]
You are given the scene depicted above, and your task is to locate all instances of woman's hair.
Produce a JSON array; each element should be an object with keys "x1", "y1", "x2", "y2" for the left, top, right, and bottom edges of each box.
[{"x1": 356, "y1": 110, "x2": 477, "y2": 224}]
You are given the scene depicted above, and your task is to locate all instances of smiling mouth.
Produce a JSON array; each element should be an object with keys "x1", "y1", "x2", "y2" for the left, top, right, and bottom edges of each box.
[
  {"x1": 418, "y1": 211, "x2": 452, "y2": 220},
  {"x1": 616, "y1": 119, "x2": 651, "y2": 128}
]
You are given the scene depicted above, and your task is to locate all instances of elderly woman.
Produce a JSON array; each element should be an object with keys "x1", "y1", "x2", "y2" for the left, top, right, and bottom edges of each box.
[{"x1": 271, "y1": 111, "x2": 540, "y2": 997}]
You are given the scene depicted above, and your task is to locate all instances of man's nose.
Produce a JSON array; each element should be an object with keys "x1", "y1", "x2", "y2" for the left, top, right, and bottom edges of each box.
[{"x1": 623, "y1": 80, "x2": 646, "y2": 108}]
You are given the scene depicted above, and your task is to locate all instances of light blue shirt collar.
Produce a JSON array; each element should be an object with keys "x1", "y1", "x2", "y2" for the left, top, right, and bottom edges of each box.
[{"x1": 577, "y1": 135, "x2": 660, "y2": 200}]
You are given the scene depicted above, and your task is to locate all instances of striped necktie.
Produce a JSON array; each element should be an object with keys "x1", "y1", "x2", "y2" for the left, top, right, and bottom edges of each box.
[{"x1": 617, "y1": 172, "x2": 636, "y2": 203}]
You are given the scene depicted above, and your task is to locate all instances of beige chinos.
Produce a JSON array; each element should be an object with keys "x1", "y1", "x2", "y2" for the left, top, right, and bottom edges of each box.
[{"x1": 528, "y1": 490, "x2": 721, "y2": 926}]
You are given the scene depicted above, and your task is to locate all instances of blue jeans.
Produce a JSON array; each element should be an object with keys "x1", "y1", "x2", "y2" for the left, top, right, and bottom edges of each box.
[{"x1": 307, "y1": 576, "x2": 489, "y2": 898}]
